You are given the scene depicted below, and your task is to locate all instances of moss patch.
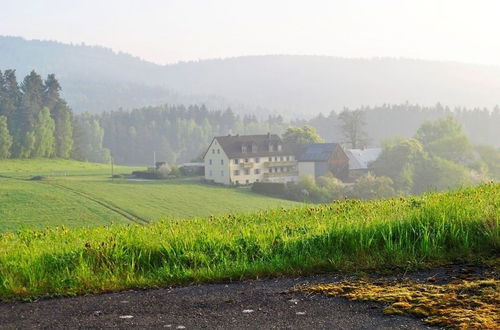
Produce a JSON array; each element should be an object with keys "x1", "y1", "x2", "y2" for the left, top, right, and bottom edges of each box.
[{"x1": 301, "y1": 278, "x2": 500, "y2": 329}]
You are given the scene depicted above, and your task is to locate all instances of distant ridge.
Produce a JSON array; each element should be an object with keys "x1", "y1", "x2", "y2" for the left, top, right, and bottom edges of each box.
[{"x1": 1, "y1": 36, "x2": 499, "y2": 115}]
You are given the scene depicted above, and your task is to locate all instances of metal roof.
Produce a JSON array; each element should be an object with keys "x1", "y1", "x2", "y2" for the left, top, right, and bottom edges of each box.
[
  {"x1": 297, "y1": 143, "x2": 340, "y2": 162},
  {"x1": 346, "y1": 148, "x2": 382, "y2": 170}
]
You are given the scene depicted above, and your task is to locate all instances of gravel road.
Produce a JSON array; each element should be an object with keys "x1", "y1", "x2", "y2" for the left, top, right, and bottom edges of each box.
[{"x1": 2, "y1": 265, "x2": 490, "y2": 329}]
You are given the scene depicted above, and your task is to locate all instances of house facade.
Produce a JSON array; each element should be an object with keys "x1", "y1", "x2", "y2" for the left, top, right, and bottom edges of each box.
[
  {"x1": 297, "y1": 143, "x2": 350, "y2": 181},
  {"x1": 204, "y1": 134, "x2": 298, "y2": 185}
]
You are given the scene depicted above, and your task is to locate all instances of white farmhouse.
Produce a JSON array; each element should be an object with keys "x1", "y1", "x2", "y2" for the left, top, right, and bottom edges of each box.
[{"x1": 203, "y1": 134, "x2": 298, "y2": 185}]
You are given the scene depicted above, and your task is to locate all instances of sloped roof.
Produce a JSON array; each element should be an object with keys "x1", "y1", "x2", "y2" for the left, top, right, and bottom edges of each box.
[
  {"x1": 346, "y1": 148, "x2": 382, "y2": 170},
  {"x1": 297, "y1": 143, "x2": 340, "y2": 162},
  {"x1": 214, "y1": 134, "x2": 293, "y2": 158}
]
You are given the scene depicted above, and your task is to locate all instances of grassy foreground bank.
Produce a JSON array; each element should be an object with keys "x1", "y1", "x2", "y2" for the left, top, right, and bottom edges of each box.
[{"x1": 0, "y1": 184, "x2": 498, "y2": 301}]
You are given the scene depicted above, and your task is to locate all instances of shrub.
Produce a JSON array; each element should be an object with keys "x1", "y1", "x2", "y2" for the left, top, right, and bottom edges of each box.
[
  {"x1": 252, "y1": 182, "x2": 286, "y2": 195},
  {"x1": 132, "y1": 167, "x2": 171, "y2": 179},
  {"x1": 348, "y1": 172, "x2": 396, "y2": 200}
]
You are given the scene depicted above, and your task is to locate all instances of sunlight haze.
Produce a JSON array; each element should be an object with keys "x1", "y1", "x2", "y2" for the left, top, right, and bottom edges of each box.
[{"x1": 1, "y1": 0, "x2": 500, "y2": 65}]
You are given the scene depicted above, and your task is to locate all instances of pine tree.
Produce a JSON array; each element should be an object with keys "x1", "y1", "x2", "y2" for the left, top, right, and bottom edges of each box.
[
  {"x1": 0, "y1": 70, "x2": 5, "y2": 116},
  {"x1": 0, "y1": 115, "x2": 13, "y2": 158},
  {"x1": 44, "y1": 74, "x2": 73, "y2": 158},
  {"x1": 1, "y1": 70, "x2": 21, "y2": 134},
  {"x1": 14, "y1": 71, "x2": 45, "y2": 157}
]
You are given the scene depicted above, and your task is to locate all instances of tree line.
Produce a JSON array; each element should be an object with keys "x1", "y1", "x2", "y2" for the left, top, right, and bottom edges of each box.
[
  {"x1": 296, "y1": 103, "x2": 500, "y2": 148},
  {"x1": 95, "y1": 105, "x2": 286, "y2": 165},
  {"x1": 0, "y1": 70, "x2": 73, "y2": 159},
  {"x1": 1, "y1": 68, "x2": 499, "y2": 190}
]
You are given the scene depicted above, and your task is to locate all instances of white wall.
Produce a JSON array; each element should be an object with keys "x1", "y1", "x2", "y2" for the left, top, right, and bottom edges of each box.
[
  {"x1": 298, "y1": 162, "x2": 315, "y2": 179},
  {"x1": 204, "y1": 139, "x2": 230, "y2": 185}
]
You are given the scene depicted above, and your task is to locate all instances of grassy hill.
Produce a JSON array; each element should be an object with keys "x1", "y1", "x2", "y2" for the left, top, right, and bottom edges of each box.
[
  {"x1": 0, "y1": 183, "x2": 498, "y2": 301},
  {"x1": 0, "y1": 159, "x2": 299, "y2": 232}
]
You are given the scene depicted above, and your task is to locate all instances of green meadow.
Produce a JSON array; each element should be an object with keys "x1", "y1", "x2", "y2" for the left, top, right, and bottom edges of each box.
[
  {"x1": 0, "y1": 183, "x2": 498, "y2": 301},
  {"x1": 0, "y1": 159, "x2": 299, "y2": 232}
]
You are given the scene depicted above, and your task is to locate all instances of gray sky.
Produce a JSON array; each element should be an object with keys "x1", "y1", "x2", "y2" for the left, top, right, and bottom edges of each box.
[{"x1": 1, "y1": 0, "x2": 500, "y2": 66}]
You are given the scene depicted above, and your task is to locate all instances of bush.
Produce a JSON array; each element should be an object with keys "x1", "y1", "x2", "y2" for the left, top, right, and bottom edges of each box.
[
  {"x1": 30, "y1": 176, "x2": 47, "y2": 181},
  {"x1": 252, "y1": 182, "x2": 286, "y2": 196},
  {"x1": 348, "y1": 172, "x2": 396, "y2": 200},
  {"x1": 169, "y1": 165, "x2": 183, "y2": 178},
  {"x1": 132, "y1": 167, "x2": 171, "y2": 179}
]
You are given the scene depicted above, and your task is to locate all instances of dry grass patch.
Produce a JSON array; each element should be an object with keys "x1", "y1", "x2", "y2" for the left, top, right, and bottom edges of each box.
[{"x1": 301, "y1": 278, "x2": 500, "y2": 329}]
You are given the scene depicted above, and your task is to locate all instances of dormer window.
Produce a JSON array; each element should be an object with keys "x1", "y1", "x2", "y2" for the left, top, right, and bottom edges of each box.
[
  {"x1": 251, "y1": 143, "x2": 258, "y2": 153},
  {"x1": 242, "y1": 145, "x2": 247, "y2": 153},
  {"x1": 277, "y1": 144, "x2": 282, "y2": 151},
  {"x1": 269, "y1": 144, "x2": 274, "y2": 152}
]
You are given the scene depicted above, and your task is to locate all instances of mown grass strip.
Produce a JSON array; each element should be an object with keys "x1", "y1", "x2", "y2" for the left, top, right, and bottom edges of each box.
[{"x1": 0, "y1": 183, "x2": 498, "y2": 301}]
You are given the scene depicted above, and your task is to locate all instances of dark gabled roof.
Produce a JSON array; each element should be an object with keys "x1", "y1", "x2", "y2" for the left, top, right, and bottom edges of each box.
[
  {"x1": 297, "y1": 143, "x2": 340, "y2": 161},
  {"x1": 214, "y1": 134, "x2": 294, "y2": 158}
]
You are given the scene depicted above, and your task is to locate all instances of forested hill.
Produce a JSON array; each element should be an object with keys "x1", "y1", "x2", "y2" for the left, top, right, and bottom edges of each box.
[
  {"x1": 2, "y1": 35, "x2": 500, "y2": 115},
  {"x1": 0, "y1": 36, "x2": 224, "y2": 113}
]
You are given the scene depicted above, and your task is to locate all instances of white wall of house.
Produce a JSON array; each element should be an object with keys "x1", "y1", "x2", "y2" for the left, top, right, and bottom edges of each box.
[
  {"x1": 204, "y1": 138, "x2": 299, "y2": 185},
  {"x1": 230, "y1": 154, "x2": 297, "y2": 185},
  {"x1": 298, "y1": 162, "x2": 315, "y2": 179},
  {"x1": 229, "y1": 156, "x2": 264, "y2": 185},
  {"x1": 204, "y1": 139, "x2": 230, "y2": 185}
]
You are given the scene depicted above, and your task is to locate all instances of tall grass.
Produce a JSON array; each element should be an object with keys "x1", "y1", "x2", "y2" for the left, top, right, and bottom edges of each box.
[{"x1": 0, "y1": 183, "x2": 498, "y2": 301}]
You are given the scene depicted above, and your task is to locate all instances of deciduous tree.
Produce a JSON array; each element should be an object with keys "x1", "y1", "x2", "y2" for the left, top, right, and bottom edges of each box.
[
  {"x1": 0, "y1": 116, "x2": 13, "y2": 158},
  {"x1": 282, "y1": 125, "x2": 324, "y2": 144}
]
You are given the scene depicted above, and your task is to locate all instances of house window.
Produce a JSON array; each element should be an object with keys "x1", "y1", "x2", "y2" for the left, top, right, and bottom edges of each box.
[
  {"x1": 235, "y1": 180, "x2": 239, "y2": 184},
  {"x1": 234, "y1": 170, "x2": 240, "y2": 176},
  {"x1": 217, "y1": 149, "x2": 220, "y2": 154},
  {"x1": 269, "y1": 168, "x2": 273, "y2": 173},
  {"x1": 246, "y1": 179, "x2": 250, "y2": 184},
  {"x1": 242, "y1": 145, "x2": 247, "y2": 153},
  {"x1": 221, "y1": 170, "x2": 224, "y2": 176},
  {"x1": 209, "y1": 159, "x2": 212, "y2": 165},
  {"x1": 244, "y1": 169, "x2": 250, "y2": 175},
  {"x1": 254, "y1": 169, "x2": 260, "y2": 174},
  {"x1": 221, "y1": 159, "x2": 224, "y2": 165},
  {"x1": 268, "y1": 157, "x2": 272, "y2": 162},
  {"x1": 234, "y1": 159, "x2": 239, "y2": 164},
  {"x1": 212, "y1": 149, "x2": 215, "y2": 154},
  {"x1": 280, "y1": 156, "x2": 284, "y2": 161},
  {"x1": 275, "y1": 157, "x2": 278, "y2": 161},
  {"x1": 255, "y1": 157, "x2": 260, "y2": 163},
  {"x1": 209, "y1": 170, "x2": 213, "y2": 176},
  {"x1": 256, "y1": 179, "x2": 260, "y2": 182},
  {"x1": 245, "y1": 158, "x2": 249, "y2": 163}
]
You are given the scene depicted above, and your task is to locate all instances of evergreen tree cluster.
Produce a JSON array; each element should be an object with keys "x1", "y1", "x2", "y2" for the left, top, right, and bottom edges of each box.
[
  {"x1": 0, "y1": 70, "x2": 73, "y2": 159},
  {"x1": 93, "y1": 105, "x2": 286, "y2": 165}
]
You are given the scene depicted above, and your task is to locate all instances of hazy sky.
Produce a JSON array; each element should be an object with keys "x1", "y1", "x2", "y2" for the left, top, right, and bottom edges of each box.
[{"x1": 1, "y1": 0, "x2": 500, "y2": 66}]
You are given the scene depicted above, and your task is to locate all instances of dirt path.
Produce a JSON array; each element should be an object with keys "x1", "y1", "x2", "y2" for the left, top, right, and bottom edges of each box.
[
  {"x1": 3, "y1": 265, "x2": 492, "y2": 329},
  {"x1": 0, "y1": 275, "x2": 431, "y2": 330}
]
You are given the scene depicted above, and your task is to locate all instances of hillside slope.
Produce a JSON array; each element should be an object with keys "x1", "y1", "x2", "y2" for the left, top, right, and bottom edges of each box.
[
  {"x1": 0, "y1": 183, "x2": 497, "y2": 300},
  {"x1": 0, "y1": 159, "x2": 298, "y2": 231},
  {"x1": 2, "y1": 36, "x2": 500, "y2": 115}
]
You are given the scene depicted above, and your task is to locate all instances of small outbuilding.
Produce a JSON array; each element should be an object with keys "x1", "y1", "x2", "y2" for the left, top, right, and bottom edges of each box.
[
  {"x1": 346, "y1": 148, "x2": 382, "y2": 180},
  {"x1": 297, "y1": 143, "x2": 349, "y2": 181}
]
